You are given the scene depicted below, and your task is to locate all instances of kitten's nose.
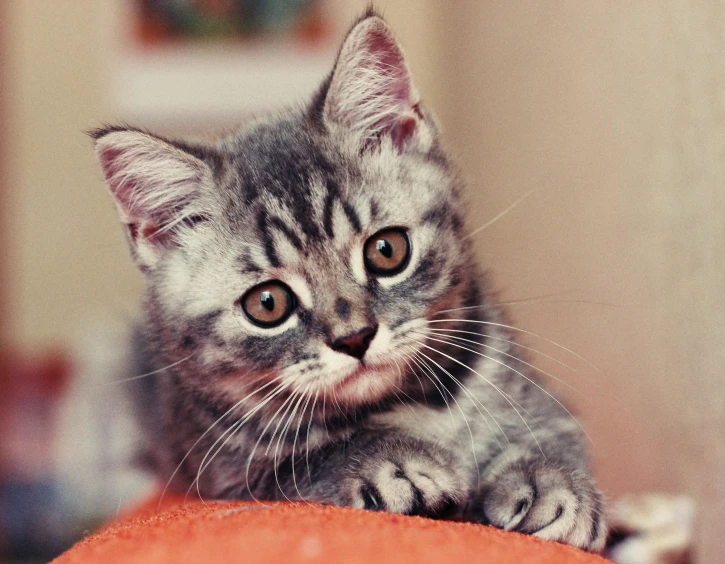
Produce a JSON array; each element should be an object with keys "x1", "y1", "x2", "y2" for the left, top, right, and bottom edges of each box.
[{"x1": 330, "y1": 325, "x2": 378, "y2": 360}]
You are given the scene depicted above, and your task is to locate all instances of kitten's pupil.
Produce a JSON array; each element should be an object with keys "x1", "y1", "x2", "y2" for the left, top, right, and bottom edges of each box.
[
  {"x1": 377, "y1": 239, "x2": 393, "y2": 258},
  {"x1": 260, "y1": 292, "x2": 275, "y2": 311}
]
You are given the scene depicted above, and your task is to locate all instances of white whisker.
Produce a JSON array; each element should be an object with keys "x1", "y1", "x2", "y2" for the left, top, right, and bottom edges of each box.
[
  {"x1": 411, "y1": 339, "x2": 545, "y2": 458},
  {"x1": 305, "y1": 391, "x2": 319, "y2": 485},
  {"x1": 410, "y1": 351, "x2": 481, "y2": 476},
  {"x1": 159, "y1": 371, "x2": 278, "y2": 511},
  {"x1": 243, "y1": 390, "x2": 300, "y2": 504},
  {"x1": 101, "y1": 354, "x2": 193, "y2": 387},
  {"x1": 428, "y1": 331, "x2": 585, "y2": 398},
  {"x1": 400, "y1": 344, "x2": 455, "y2": 424},
  {"x1": 427, "y1": 327, "x2": 584, "y2": 378},
  {"x1": 413, "y1": 349, "x2": 507, "y2": 450},
  {"x1": 419, "y1": 333, "x2": 592, "y2": 444},
  {"x1": 426, "y1": 318, "x2": 603, "y2": 375},
  {"x1": 273, "y1": 388, "x2": 309, "y2": 502},
  {"x1": 463, "y1": 187, "x2": 539, "y2": 240},
  {"x1": 188, "y1": 381, "x2": 291, "y2": 504}
]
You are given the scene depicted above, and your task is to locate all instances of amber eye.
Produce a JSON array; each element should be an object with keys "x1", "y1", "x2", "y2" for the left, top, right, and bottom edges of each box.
[
  {"x1": 241, "y1": 281, "x2": 296, "y2": 328},
  {"x1": 364, "y1": 228, "x2": 411, "y2": 276}
]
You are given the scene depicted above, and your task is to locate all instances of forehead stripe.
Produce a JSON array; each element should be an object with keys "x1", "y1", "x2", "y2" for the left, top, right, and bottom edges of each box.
[
  {"x1": 258, "y1": 211, "x2": 306, "y2": 268},
  {"x1": 257, "y1": 210, "x2": 280, "y2": 267},
  {"x1": 269, "y1": 216, "x2": 304, "y2": 250},
  {"x1": 322, "y1": 179, "x2": 362, "y2": 239},
  {"x1": 342, "y1": 201, "x2": 361, "y2": 233}
]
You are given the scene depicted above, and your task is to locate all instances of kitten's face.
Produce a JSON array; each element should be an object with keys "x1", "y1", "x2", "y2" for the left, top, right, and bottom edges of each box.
[
  {"x1": 153, "y1": 126, "x2": 470, "y2": 408},
  {"x1": 94, "y1": 15, "x2": 476, "y2": 414}
]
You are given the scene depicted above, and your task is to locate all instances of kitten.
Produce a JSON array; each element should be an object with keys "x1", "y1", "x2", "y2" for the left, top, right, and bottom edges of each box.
[{"x1": 91, "y1": 9, "x2": 606, "y2": 551}]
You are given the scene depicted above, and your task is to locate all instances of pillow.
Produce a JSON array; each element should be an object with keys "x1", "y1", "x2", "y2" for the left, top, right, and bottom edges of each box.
[{"x1": 53, "y1": 495, "x2": 609, "y2": 563}]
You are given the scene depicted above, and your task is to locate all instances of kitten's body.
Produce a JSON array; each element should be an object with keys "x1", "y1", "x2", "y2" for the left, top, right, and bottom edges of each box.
[{"x1": 94, "y1": 11, "x2": 605, "y2": 551}]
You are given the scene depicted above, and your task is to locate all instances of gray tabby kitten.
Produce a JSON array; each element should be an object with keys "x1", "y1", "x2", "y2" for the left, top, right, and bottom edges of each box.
[{"x1": 92, "y1": 10, "x2": 605, "y2": 551}]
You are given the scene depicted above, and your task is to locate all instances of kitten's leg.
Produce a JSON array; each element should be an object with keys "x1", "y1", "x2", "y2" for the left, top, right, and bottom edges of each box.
[
  {"x1": 469, "y1": 444, "x2": 607, "y2": 551},
  {"x1": 281, "y1": 433, "x2": 469, "y2": 517}
]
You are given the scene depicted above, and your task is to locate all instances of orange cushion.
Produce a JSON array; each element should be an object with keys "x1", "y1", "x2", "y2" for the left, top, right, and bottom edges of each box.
[{"x1": 53, "y1": 494, "x2": 609, "y2": 563}]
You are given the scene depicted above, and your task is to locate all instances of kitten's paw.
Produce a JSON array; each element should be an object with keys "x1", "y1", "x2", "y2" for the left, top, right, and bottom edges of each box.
[
  {"x1": 338, "y1": 439, "x2": 465, "y2": 516},
  {"x1": 474, "y1": 463, "x2": 606, "y2": 551}
]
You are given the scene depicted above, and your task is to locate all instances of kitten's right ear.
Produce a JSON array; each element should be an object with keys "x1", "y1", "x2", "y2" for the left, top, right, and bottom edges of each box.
[
  {"x1": 314, "y1": 12, "x2": 433, "y2": 152},
  {"x1": 91, "y1": 127, "x2": 215, "y2": 270}
]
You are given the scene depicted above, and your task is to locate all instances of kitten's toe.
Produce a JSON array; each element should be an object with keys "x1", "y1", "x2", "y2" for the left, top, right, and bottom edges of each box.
[
  {"x1": 480, "y1": 467, "x2": 535, "y2": 530},
  {"x1": 343, "y1": 441, "x2": 464, "y2": 516},
  {"x1": 353, "y1": 461, "x2": 422, "y2": 513},
  {"x1": 477, "y1": 464, "x2": 607, "y2": 551}
]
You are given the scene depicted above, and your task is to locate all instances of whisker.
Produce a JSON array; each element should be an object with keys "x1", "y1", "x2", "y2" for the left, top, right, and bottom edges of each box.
[
  {"x1": 427, "y1": 331, "x2": 585, "y2": 399},
  {"x1": 426, "y1": 318, "x2": 603, "y2": 375},
  {"x1": 388, "y1": 355, "x2": 419, "y2": 417},
  {"x1": 427, "y1": 327, "x2": 584, "y2": 378},
  {"x1": 402, "y1": 346, "x2": 456, "y2": 424},
  {"x1": 266, "y1": 388, "x2": 300, "y2": 456},
  {"x1": 100, "y1": 354, "x2": 193, "y2": 387},
  {"x1": 273, "y1": 388, "x2": 309, "y2": 502},
  {"x1": 331, "y1": 387, "x2": 344, "y2": 417},
  {"x1": 412, "y1": 349, "x2": 507, "y2": 450},
  {"x1": 189, "y1": 381, "x2": 291, "y2": 504},
  {"x1": 305, "y1": 391, "x2": 319, "y2": 485},
  {"x1": 290, "y1": 386, "x2": 313, "y2": 501},
  {"x1": 409, "y1": 352, "x2": 481, "y2": 484},
  {"x1": 411, "y1": 339, "x2": 545, "y2": 458},
  {"x1": 399, "y1": 347, "x2": 427, "y2": 402},
  {"x1": 430, "y1": 292, "x2": 575, "y2": 317},
  {"x1": 415, "y1": 333, "x2": 556, "y2": 426},
  {"x1": 321, "y1": 394, "x2": 329, "y2": 439},
  {"x1": 418, "y1": 333, "x2": 592, "y2": 444},
  {"x1": 502, "y1": 298, "x2": 622, "y2": 308},
  {"x1": 463, "y1": 186, "x2": 540, "y2": 240},
  {"x1": 243, "y1": 390, "x2": 301, "y2": 504},
  {"x1": 159, "y1": 371, "x2": 278, "y2": 511},
  {"x1": 430, "y1": 291, "x2": 620, "y2": 317}
]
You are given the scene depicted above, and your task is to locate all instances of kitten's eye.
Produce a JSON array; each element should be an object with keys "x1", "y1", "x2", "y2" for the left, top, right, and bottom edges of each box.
[
  {"x1": 241, "y1": 281, "x2": 296, "y2": 328},
  {"x1": 364, "y1": 228, "x2": 411, "y2": 276}
]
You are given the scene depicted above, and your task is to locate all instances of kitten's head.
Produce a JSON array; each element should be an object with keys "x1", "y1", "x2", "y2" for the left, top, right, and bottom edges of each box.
[{"x1": 92, "y1": 12, "x2": 479, "y2": 414}]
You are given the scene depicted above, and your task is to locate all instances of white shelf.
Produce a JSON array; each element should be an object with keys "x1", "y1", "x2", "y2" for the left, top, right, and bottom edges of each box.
[{"x1": 113, "y1": 43, "x2": 335, "y2": 129}]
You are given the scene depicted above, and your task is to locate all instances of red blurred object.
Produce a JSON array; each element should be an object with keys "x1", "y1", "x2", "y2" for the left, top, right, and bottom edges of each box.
[{"x1": 0, "y1": 349, "x2": 72, "y2": 479}]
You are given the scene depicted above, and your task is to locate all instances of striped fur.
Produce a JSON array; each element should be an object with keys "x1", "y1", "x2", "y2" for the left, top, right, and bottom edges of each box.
[{"x1": 92, "y1": 10, "x2": 606, "y2": 552}]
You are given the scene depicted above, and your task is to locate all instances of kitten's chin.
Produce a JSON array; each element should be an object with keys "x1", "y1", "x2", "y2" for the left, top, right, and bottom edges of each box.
[{"x1": 332, "y1": 363, "x2": 400, "y2": 407}]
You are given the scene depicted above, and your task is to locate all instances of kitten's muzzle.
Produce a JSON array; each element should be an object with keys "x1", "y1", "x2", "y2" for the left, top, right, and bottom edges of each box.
[{"x1": 330, "y1": 325, "x2": 378, "y2": 360}]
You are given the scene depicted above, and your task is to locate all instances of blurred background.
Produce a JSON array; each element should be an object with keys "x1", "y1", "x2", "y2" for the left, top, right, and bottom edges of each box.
[{"x1": 0, "y1": 0, "x2": 722, "y2": 561}]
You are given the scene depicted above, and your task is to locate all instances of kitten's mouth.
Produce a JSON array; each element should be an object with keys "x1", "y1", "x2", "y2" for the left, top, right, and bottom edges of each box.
[
  {"x1": 334, "y1": 362, "x2": 368, "y2": 390},
  {"x1": 331, "y1": 360, "x2": 398, "y2": 405}
]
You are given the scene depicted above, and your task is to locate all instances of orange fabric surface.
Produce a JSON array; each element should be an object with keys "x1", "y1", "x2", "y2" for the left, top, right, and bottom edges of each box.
[{"x1": 54, "y1": 495, "x2": 610, "y2": 563}]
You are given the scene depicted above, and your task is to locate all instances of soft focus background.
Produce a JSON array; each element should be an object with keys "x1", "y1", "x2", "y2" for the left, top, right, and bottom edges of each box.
[{"x1": 0, "y1": 0, "x2": 722, "y2": 561}]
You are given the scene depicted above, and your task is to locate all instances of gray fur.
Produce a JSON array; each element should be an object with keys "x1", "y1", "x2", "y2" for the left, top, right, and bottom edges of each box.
[{"x1": 92, "y1": 9, "x2": 605, "y2": 551}]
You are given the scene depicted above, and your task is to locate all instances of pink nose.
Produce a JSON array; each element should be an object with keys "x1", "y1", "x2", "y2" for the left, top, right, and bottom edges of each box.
[{"x1": 330, "y1": 326, "x2": 378, "y2": 359}]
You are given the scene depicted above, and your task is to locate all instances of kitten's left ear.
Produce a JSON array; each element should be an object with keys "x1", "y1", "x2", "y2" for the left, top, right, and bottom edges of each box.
[
  {"x1": 318, "y1": 13, "x2": 433, "y2": 152},
  {"x1": 91, "y1": 126, "x2": 217, "y2": 270}
]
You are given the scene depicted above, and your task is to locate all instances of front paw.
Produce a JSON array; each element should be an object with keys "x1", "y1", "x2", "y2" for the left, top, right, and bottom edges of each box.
[
  {"x1": 473, "y1": 463, "x2": 606, "y2": 551},
  {"x1": 331, "y1": 439, "x2": 465, "y2": 516}
]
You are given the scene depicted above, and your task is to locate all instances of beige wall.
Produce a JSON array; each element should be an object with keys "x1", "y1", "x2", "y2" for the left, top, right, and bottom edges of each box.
[
  {"x1": 4, "y1": 0, "x2": 142, "y2": 350},
  {"x1": 3, "y1": 0, "x2": 724, "y2": 560},
  {"x1": 437, "y1": 2, "x2": 725, "y2": 561}
]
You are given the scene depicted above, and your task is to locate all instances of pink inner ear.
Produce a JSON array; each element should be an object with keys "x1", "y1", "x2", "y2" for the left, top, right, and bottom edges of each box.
[
  {"x1": 98, "y1": 145, "x2": 144, "y2": 218},
  {"x1": 361, "y1": 27, "x2": 416, "y2": 142},
  {"x1": 390, "y1": 115, "x2": 417, "y2": 151},
  {"x1": 97, "y1": 141, "x2": 202, "y2": 226},
  {"x1": 363, "y1": 27, "x2": 411, "y2": 105},
  {"x1": 326, "y1": 18, "x2": 423, "y2": 150}
]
